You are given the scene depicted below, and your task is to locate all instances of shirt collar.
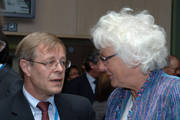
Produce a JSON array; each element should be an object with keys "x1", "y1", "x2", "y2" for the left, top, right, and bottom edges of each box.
[
  {"x1": 22, "y1": 86, "x2": 54, "y2": 109},
  {"x1": 86, "y1": 72, "x2": 96, "y2": 83}
]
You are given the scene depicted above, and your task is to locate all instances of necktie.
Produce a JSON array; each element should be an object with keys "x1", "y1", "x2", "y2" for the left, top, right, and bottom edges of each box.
[
  {"x1": 37, "y1": 102, "x2": 50, "y2": 120},
  {"x1": 93, "y1": 79, "x2": 97, "y2": 85}
]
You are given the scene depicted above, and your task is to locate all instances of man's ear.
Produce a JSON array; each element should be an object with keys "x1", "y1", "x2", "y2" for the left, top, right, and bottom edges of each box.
[{"x1": 19, "y1": 59, "x2": 31, "y2": 77}]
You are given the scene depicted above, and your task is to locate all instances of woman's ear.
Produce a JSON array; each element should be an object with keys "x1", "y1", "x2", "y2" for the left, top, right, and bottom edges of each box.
[{"x1": 19, "y1": 59, "x2": 31, "y2": 77}]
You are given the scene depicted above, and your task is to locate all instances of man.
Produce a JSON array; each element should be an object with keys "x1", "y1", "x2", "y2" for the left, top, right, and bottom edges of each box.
[
  {"x1": 63, "y1": 50, "x2": 101, "y2": 104},
  {"x1": 163, "y1": 55, "x2": 180, "y2": 76},
  {"x1": 0, "y1": 32, "x2": 95, "y2": 120},
  {"x1": 0, "y1": 3, "x2": 23, "y2": 100},
  {"x1": 0, "y1": 33, "x2": 23, "y2": 100}
]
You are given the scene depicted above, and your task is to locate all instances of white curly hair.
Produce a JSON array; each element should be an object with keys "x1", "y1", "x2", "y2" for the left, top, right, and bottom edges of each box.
[{"x1": 91, "y1": 8, "x2": 168, "y2": 74}]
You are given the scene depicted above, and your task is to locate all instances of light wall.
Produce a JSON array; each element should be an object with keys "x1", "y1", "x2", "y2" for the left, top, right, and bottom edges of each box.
[
  {"x1": 5, "y1": 0, "x2": 171, "y2": 43},
  {"x1": 3, "y1": 0, "x2": 172, "y2": 71}
]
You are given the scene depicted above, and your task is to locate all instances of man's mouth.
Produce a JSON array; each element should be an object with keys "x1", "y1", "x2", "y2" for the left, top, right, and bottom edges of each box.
[{"x1": 51, "y1": 78, "x2": 63, "y2": 83}]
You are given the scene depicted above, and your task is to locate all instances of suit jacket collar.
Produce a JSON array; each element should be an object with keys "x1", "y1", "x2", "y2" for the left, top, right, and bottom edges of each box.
[
  {"x1": 80, "y1": 73, "x2": 96, "y2": 103},
  {"x1": 11, "y1": 90, "x2": 77, "y2": 120},
  {"x1": 11, "y1": 90, "x2": 34, "y2": 120}
]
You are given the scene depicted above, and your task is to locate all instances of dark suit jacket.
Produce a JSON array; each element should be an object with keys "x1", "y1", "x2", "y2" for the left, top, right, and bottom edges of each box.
[
  {"x1": 0, "y1": 65, "x2": 23, "y2": 100},
  {"x1": 63, "y1": 73, "x2": 96, "y2": 104},
  {"x1": 0, "y1": 90, "x2": 95, "y2": 120}
]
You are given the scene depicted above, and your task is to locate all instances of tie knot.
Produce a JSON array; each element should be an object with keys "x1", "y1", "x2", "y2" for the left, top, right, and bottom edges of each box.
[{"x1": 37, "y1": 102, "x2": 50, "y2": 112}]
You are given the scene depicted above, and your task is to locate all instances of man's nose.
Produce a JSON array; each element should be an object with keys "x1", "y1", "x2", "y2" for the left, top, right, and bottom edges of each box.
[{"x1": 55, "y1": 62, "x2": 64, "y2": 72}]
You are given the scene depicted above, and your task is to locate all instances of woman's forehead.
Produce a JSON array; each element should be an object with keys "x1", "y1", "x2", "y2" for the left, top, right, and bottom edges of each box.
[{"x1": 100, "y1": 47, "x2": 114, "y2": 55}]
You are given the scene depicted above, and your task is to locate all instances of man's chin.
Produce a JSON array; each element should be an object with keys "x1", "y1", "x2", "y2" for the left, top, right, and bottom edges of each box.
[{"x1": 48, "y1": 88, "x2": 62, "y2": 95}]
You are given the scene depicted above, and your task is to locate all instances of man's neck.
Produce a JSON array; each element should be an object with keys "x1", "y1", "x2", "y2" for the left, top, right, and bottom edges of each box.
[{"x1": 24, "y1": 81, "x2": 52, "y2": 101}]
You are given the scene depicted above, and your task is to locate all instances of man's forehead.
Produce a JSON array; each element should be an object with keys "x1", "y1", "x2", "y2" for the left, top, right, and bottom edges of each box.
[
  {"x1": 36, "y1": 43, "x2": 65, "y2": 57},
  {"x1": 37, "y1": 43, "x2": 63, "y2": 51}
]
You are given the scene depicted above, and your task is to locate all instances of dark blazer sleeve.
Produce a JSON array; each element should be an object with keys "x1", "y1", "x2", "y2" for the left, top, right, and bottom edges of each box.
[
  {"x1": 0, "y1": 65, "x2": 23, "y2": 100},
  {"x1": 0, "y1": 90, "x2": 35, "y2": 120},
  {"x1": 55, "y1": 93, "x2": 95, "y2": 120}
]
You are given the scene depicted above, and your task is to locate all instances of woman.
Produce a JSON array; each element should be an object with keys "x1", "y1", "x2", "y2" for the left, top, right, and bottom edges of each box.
[{"x1": 91, "y1": 8, "x2": 180, "y2": 120}]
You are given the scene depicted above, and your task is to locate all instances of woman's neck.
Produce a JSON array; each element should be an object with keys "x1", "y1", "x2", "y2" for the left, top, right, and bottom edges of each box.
[{"x1": 130, "y1": 73, "x2": 150, "y2": 99}]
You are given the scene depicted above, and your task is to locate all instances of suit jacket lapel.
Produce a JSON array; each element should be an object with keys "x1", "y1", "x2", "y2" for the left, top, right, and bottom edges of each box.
[
  {"x1": 11, "y1": 90, "x2": 34, "y2": 120},
  {"x1": 84, "y1": 74, "x2": 96, "y2": 102},
  {"x1": 84, "y1": 74, "x2": 95, "y2": 95},
  {"x1": 55, "y1": 94, "x2": 77, "y2": 120}
]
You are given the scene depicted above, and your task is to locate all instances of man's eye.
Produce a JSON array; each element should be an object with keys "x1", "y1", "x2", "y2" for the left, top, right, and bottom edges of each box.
[
  {"x1": 60, "y1": 60, "x2": 66, "y2": 65},
  {"x1": 47, "y1": 60, "x2": 56, "y2": 66}
]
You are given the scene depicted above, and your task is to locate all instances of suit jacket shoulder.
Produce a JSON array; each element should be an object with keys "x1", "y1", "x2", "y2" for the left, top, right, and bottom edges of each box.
[
  {"x1": 0, "y1": 65, "x2": 23, "y2": 99},
  {"x1": 0, "y1": 90, "x2": 34, "y2": 120},
  {"x1": 55, "y1": 93, "x2": 95, "y2": 120},
  {"x1": 0, "y1": 65, "x2": 22, "y2": 81},
  {"x1": 0, "y1": 91, "x2": 95, "y2": 120}
]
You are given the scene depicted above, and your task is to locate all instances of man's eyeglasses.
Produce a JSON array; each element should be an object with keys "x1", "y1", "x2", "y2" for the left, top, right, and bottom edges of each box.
[
  {"x1": 25, "y1": 59, "x2": 71, "y2": 70},
  {"x1": 99, "y1": 53, "x2": 117, "y2": 64}
]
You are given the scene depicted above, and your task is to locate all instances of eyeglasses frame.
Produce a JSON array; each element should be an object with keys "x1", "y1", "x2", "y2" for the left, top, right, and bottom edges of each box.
[
  {"x1": 24, "y1": 59, "x2": 71, "y2": 70},
  {"x1": 99, "y1": 53, "x2": 117, "y2": 62}
]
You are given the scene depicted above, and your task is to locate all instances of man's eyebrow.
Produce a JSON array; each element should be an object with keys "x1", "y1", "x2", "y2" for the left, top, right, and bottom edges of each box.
[
  {"x1": 45, "y1": 56, "x2": 66, "y2": 61},
  {"x1": 60, "y1": 57, "x2": 66, "y2": 61},
  {"x1": 46, "y1": 56, "x2": 56, "y2": 60}
]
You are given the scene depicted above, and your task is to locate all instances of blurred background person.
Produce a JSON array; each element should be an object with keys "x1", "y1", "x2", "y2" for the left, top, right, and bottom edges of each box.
[
  {"x1": 0, "y1": 8, "x2": 23, "y2": 100},
  {"x1": 163, "y1": 55, "x2": 180, "y2": 77},
  {"x1": 93, "y1": 70, "x2": 114, "y2": 120},
  {"x1": 0, "y1": 33, "x2": 23, "y2": 100},
  {"x1": 62, "y1": 65, "x2": 81, "y2": 92},
  {"x1": 91, "y1": 8, "x2": 180, "y2": 119},
  {"x1": 0, "y1": 39, "x2": 5, "y2": 51},
  {"x1": 66, "y1": 65, "x2": 81, "y2": 81},
  {"x1": 80, "y1": 63, "x2": 86, "y2": 74},
  {"x1": 63, "y1": 50, "x2": 101, "y2": 104}
]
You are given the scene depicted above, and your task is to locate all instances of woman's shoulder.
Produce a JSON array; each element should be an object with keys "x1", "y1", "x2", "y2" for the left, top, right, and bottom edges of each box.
[
  {"x1": 154, "y1": 72, "x2": 180, "y2": 100},
  {"x1": 160, "y1": 72, "x2": 180, "y2": 88},
  {"x1": 107, "y1": 88, "x2": 129, "y2": 105}
]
